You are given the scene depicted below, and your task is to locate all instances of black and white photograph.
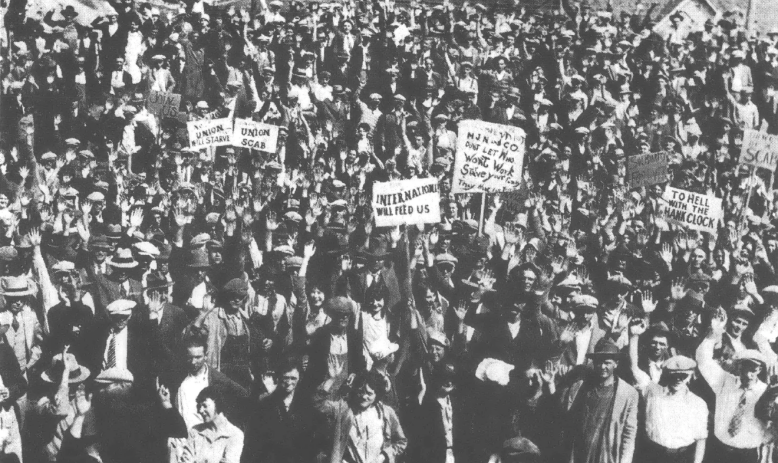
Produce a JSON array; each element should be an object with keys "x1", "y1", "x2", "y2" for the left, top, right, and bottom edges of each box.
[{"x1": 2, "y1": 0, "x2": 778, "y2": 461}]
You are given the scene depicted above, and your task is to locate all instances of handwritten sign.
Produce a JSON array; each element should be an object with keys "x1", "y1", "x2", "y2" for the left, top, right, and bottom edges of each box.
[
  {"x1": 372, "y1": 177, "x2": 441, "y2": 227},
  {"x1": 741, "y1": 129, "x2": 778, "y2": 172},
  {"x1": 626, "y1": 151, "x2": 669, "y2": 189},
  {"x1": 231, "y1": 119, "x2": 279, "y2": 153},
  {"x1": 452, "y1": 120, "x2": 526, "y2": 193},
  {"x1": 187, "y1": 118, "x2": 232, "y2": 150},
  {"x1": 660, "y1": 187, "x2": 723, "y2": 234},
  {"x1": 147, "y1": 91, "x2": 181, "y2": 119}
]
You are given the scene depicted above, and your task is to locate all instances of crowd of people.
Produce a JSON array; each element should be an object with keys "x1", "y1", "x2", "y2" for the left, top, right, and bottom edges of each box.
[{"x1": 3, "y1": 0, "x2": 778, "y2": 462}]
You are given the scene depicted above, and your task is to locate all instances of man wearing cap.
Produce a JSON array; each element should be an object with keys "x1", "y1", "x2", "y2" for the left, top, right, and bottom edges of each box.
[
  {"x1": 144, "y1": 53, "x2": 176, "y2": 93},
  {"x1": 192, "y1": 278, "x2": 264, "y2": 388},
  {"x1": 629, "y1": 320, "x2": 707, "y2": 463},
  {"x1": 93, "y1": 248, "x2": 144, "y2": 315},
  {"x1": 559, "y1": 295, "x2": 607, "y2": 369},
  {"x1": 76, "y1": 299, "x2": 152, "y2": 390},
  {"x1": 375, "y1": 93, "x2": 408, "y2": 160},
  {"x1": 559, "y1": 338, "x2": 638, "y2": 463},
  {"x1": 696, "y1": 309, "x2": 772, "y2": 463}
]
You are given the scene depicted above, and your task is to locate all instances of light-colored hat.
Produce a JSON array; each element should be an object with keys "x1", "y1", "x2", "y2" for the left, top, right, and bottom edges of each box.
[
  {"x1": 133, "y1": 241, "x2": 160, "y2": 258},
  {"x1": 107, "y1": 299, "x2": 136, "y2": 316},
  {"x1": 0, "y1": 276, "x2": 33, "y2": 297},
  {"x1": 94, "y1": 367, "x2": 134, "y2": 384},
  {"x1": 107, "y1": 248, "x2": 139, "y2": 269},
  {"x1": 86, "y1": 191, "x2": 105, "y2": 202},
  {"x1": 734, "y1": 349, "x2": 767, "y2": 367},
  {"x1": 475, "y1": 358, "x2": 514, "y2": 386},
  {"x1": 51, "y1": 260, "x2": 76, "y2": 274}
]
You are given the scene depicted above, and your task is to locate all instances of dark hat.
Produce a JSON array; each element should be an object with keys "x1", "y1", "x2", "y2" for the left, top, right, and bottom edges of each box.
[
  {"x1": 144, "y1": 272, "x2": 174, "y2": 292},
  {"x1": 222, "y1": 278, "x2": 249, "y2": 298},
  {"x1": 587, "y1": 338, "x2": 623, "y2": 359},
  {"x1": 502, "y1": 437, "x2": 541, "y2": 461},
  {"x1": 325, "y1": 296, "x2": 355, "y2": 316}
]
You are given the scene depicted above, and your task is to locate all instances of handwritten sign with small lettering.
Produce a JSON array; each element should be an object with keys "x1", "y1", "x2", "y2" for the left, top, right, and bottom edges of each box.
[{"x1": 452, "y1": 120, "x2": 526, "y2": 194}]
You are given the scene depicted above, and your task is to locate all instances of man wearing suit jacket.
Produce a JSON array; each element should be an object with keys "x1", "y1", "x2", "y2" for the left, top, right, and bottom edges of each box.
[
  {"x1": 141, "y1": 273, "x2": 188, "y2": 381},
  {"x1": 73, "y1": 299, "x2": 153, "y2": 392},
  {"x1": 336, "y1": 244, "x2": 402, "y2": 315},
  {"x1": 559, "y1": 339, "x2": 639, "y2": 463},
  {"x1": 93, "y1": 248, "x2": 143, "y2": 317},
  {"x1": 102, "y1": 57, "x2": 134, "y2": 96},
  {"x1": 413, "y1": 364, "x2": 463, "y2": 463},
  {"x1": 559, "y1": 295, "x2": 607, "y2": 370},
  {"x1": 242, "y1": 360, "x2": 314, "y2": 463}
]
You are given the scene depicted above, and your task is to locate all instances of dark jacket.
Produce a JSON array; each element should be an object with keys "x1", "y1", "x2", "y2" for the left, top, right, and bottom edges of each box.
[{"x1": 241, "y1": 390, "x2": 315, "y2": 463}]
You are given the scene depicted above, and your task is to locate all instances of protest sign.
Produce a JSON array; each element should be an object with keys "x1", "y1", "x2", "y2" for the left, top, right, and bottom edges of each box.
[
  {"x1": 147, "y1": 91, "x2": 181, "y2": 119},
  {"x1": 231, "y1": 119, "x2": 279, "y2": 153},
  {"x1": 741, "y1": 129, "x2": 778, "y2": 172},
  {"x1": 187, "y1": 118, "x2": 232, "y2": 149},
  {"x1": 626, "y1": 151, "x2": 669, "y2": 189},
  {"x1": 372, "y1": 177, "x2": 441, "y2": 227},
  {"x1": 452, "y1": 120, "x2": 526, "y2": 193},
  {"x1": 660, "y1": 187, "x2": 723, "y2": 234}
]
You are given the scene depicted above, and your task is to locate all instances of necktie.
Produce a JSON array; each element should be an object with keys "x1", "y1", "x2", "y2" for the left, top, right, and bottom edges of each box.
[
  {"x1": 105, "y1": 333, "x2": 117, "y2": 369},
  {"x1": 728, "y1": 390, "x2": 749, "y2": 437},
  {"x1": 11, "y1": 315, "x2": 19, "y2": 332},
  {"x1": 120, "y1": 283, "x2": 128, "y2": 298}
]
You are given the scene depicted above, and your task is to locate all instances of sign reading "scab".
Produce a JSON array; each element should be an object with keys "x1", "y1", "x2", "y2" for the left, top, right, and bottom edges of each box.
[{"x1": 741, "y1": 129, "x2": 778, "y2": 172}]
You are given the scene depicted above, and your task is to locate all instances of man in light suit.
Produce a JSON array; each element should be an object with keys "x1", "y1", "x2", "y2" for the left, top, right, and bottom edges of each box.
[{"x1": 559, "y1": 339, "x2": 638, "y2": 463}]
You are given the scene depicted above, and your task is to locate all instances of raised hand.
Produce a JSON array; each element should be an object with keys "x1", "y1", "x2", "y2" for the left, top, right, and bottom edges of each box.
[
  {"x1": 265, "y1": 211, "x2": 278, "y2": 231},
  {"x1": 129, "y1": 209, "x2": 144, "y2": 228},
  {"x1": 641, "y1": 290, "x2": 657, "y2": 313},
  {"x1": 660, "y1": 243, "x2": 673, "y2": 264},
  {"x1": 81, "y1": 199, "x2": 92, "y2": 216},
  {"x1": 303, "y1": 241, "x2": 316, "y2": 258},
  {"x1": 710, "y1": 307, "x2": 727, "y2": 336},
  {"x1": 74, "y1": 388, "x2": 92, "y2": 416},
  {"x1": 389, "y1": 226, "x2": 401, "y2": 244},
  {"x1": 27, "y1": 229, "x2": 41, "y2": 247},
  {"x1": 670, "y1": 277, "x2": 687, "y2": 301},
  {"x1": 629, "y1": 317, "x2": 647, "y2": 337}
]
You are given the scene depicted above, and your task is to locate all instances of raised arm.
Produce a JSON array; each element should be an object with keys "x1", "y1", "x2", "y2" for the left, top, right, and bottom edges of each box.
[{"x1": 695, "y1": 308, "x2": 728, "y2": 391}]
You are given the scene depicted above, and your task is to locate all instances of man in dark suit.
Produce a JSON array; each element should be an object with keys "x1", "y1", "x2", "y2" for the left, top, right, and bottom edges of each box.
[
  {"x1": 73, "y1": 299, "x2": 152, "y2": 391},
  {"x1": 375, "y1": 94, "x2": 408, "y2": 161},
  {"x1": 93, "y1": 248, "x2": 143, "y2": 317},
  {"x1": 141, "y1": 273, "x2": 188, "y2": 381},
  {"x1": 337, "y1": 245, "x2": 402, "y2": 314},
  {"x1": 242, "y1": 359, "x2": 315, "y2": 463},
  {"x1": 102, "y1": 57, "x2": 134, "y2": 96},
  {"x1": 414, "y1": 364, "x2": 464, "y2": 463}
]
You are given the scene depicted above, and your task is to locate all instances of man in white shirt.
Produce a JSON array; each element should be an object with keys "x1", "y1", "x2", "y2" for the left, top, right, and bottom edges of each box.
[
  {"x1": 630, "y1": 321, "x2": 708, "y2": 463},
  {"x1": 696, "y1": 309, "x2": 772, "y2": 463}
]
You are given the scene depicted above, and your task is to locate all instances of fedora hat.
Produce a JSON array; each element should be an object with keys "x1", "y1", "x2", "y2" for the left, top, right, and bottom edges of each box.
[
  {"x1": 42, "y1": 353, "x2": 90, "y2": 384},
  {"x1": 587, "y1": 338, "x2": 623, "y2": 359},
  {"x1": 1, "y1": 277, "x2": 35, "y2": 297},
  {"x1": 61, "y1": 5, "x2": 79, "y2": 17},
  {"x1": 144, "y1": 272, "x2": 174, "y2": 292},
  {"x1": 107, "y1": 248, "x2": 139, "y2": 269}
]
